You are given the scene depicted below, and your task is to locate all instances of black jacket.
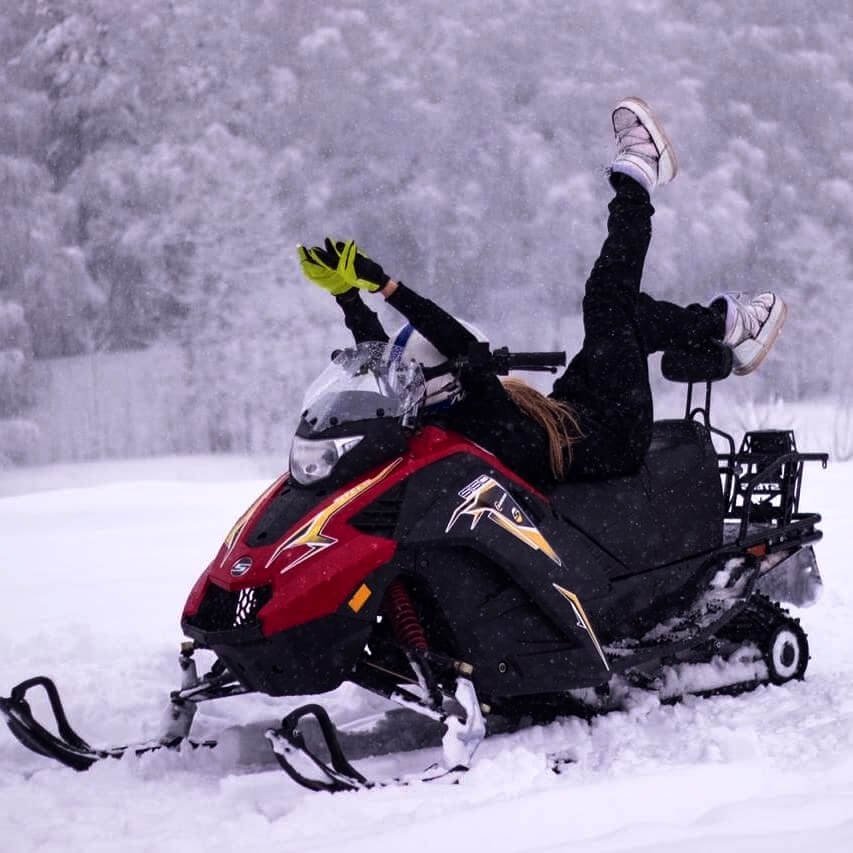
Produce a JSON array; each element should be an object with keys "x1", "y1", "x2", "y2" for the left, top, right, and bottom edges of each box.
[{"x1": 336, "y1": 285, "x2": 556, "y2": 490}]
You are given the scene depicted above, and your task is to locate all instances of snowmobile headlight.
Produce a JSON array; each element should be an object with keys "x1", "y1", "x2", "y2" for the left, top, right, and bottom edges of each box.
[{"x1": 289, "y1": 435, "x2": 364, "y2": 485}]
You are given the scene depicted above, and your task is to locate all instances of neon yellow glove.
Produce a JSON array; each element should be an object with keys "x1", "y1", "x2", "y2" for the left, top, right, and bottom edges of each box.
[
  {"x1": 306, "y1": 238, "x2": 389, "y2": 293},
  {"x1": 298, "y1": 244, "x2": 351, "y2": 295}
]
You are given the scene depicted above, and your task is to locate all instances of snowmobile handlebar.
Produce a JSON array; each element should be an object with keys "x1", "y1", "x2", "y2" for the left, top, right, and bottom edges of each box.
[
  {"x1": 498, "y1": 349, "x2": 568, "y2": 373},
  {"x1": 423, "y1": 344, "x2": 567, "y2": 379}
]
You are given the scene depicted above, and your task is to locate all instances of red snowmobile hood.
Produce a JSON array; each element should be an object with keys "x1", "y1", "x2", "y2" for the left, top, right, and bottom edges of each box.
[{"x1": 182, "y1": 427, "x2": 544, "y2": 635}]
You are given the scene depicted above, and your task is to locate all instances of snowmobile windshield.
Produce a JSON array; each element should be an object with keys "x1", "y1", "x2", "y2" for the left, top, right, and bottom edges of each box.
[{"x1": 300, "y1": 342, "x2": 426, "y2": 432}]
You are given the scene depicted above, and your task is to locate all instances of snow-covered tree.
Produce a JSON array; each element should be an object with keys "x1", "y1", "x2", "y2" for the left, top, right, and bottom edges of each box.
[
  {"x1": 0, "y1": 0, "x2": 851, "y2": 462},
  {"x1": 0, "y1": 301, "x2": 39, "y2": 465}
]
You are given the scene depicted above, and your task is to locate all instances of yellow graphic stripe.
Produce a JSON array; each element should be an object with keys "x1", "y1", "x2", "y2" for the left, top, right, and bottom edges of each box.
[
  {"x1": 265, "y1": 458, "x2": 402, "y2": 571},
  {"x1": 446, "y1": 477, "x2": 562, "y2": 567},
  {"x1": 552, "y1": 583, "x2": 609, "y2": 671},
  {"x1": 220, "y1": 476, "x2": 286, "y2": 566},
  {"x1": 489, "y1": 513, "x2": 562, "y2": 566}
]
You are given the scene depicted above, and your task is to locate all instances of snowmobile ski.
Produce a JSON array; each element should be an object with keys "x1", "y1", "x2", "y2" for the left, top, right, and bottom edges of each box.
[
  {"x1": 0, "y1": 646, "x2": 244, "y2": 771},
  {"x1": 266, "y1": 703, "x2": 471, "y2": 792},
  {"x1": 0, "y1": 675, "x2": 217, "y2": 771},
  {"x1": 267, "y1": 704, "x2": 371, "y2": 792}
]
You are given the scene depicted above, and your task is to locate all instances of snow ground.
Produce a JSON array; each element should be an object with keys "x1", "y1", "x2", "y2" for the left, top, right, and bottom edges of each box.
[{"x1": 1, "y1": 455, "x2": 852, "y2": 852}]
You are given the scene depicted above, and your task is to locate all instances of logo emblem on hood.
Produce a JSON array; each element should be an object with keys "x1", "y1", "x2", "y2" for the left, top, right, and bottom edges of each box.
[
  {"x1": 446, "y1": 474, "x2": 562, "y2": 566},
  {"x1": 230, "y1": 556, "x2": 253, "y2": 577}
]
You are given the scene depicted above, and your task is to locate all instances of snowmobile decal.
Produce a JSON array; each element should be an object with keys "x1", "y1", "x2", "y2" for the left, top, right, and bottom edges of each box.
[
  {"x1": 266, "y1": 458, "x2": 403, "y2": 573},
  {"x1": 552, "y1": 583, "x2": 610, "y2": 671},
  {"x1": 446, "y1": 474, "x2": 562, "y2": 566},
  {"x1": 220, "y1": 477, "x2": 285, "y2": 566}
]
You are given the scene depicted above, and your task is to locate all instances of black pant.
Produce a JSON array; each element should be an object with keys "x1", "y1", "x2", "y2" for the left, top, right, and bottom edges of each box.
[{"x1": 551, "y1": 174, "x2": 724, "y2": 479}]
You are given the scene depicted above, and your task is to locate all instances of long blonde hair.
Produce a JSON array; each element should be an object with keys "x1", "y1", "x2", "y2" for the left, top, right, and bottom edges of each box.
[{"x1": 502, "y1": 378, "x2": 583, "y2": 479}]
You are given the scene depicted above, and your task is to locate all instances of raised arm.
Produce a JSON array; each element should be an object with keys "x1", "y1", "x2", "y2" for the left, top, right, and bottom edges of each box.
[
  {"x1": 378, "y1": 279, "x2": 479, "y2": 360},
  {"x1": 335, "y1": 290, "x2": 389, "y2": 345},
  {"x1": 299, "y1": 238, "x2": 478, "y2": 361}
]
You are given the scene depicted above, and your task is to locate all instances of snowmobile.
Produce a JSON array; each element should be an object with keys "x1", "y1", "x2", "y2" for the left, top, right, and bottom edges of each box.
[{"x1": 1, "y1": 339, "x2": 827, "y2": 791}]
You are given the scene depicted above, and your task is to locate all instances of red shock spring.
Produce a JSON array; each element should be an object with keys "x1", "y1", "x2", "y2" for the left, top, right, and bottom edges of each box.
[{"x1": 384, "y1": 579, "x2": 428, "y2": 651}]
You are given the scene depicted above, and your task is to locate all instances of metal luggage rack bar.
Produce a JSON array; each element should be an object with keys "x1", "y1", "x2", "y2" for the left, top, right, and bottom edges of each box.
[
  {"x1": 722, "y1": 513, "x2": 824, "y2": 553},
  {"x1": 679, "y1": 378, "x2": 828, "y2": 551},
  {"x1": 716, "y1": 430, "x2": 827, "y2": 545}
]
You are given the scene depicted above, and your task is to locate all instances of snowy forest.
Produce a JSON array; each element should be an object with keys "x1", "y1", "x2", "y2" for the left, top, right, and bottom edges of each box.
[{"x1": 0, "y1": 0, "x2": 851, "y2": 467}]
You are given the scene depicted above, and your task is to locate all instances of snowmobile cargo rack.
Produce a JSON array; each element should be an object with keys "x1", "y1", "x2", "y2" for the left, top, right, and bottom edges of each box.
[
  {"x1": 720, "y1": 430, "x2": 827, "y2": 543},
  {"x1": 660, "y1": 344, "x2": 827, "y2": 549}
]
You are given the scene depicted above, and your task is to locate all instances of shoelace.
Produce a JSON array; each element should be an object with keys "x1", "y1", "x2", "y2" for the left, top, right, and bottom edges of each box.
[
  {"x1": 733, "y1": 295, "x2": 771, "y2": 338},
  {"x1": 614, "y1": 117, "x2": 657, "y2": 163}
]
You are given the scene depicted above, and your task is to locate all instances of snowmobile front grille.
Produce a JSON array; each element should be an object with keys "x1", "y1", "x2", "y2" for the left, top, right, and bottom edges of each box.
[
  {"x1": 234, "y1": 587, "x2": 265, "y2": 626},
  {"x1": 190, "y1": 582, "x2": 273, "y2": 632}
]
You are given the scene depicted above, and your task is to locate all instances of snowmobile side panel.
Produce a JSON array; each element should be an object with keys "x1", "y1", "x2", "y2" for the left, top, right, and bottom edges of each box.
[
  {"x1": 398, "y1": 455, "x2": 614, "y2": 600},
  {"x1": 402, "y1": 545, "x2": 611, "y2": 694},
  {"x1": 588, "y1": 551, "x2": 725, "y2": 641},
  {"x1": 388, "y1": 455, "x2": 617, "y2": 692}
]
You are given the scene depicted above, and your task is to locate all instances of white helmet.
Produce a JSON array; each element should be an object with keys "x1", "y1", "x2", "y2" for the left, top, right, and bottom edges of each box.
[{"x1": 391, "y1": 320, "x2": 488, "y2": 413}]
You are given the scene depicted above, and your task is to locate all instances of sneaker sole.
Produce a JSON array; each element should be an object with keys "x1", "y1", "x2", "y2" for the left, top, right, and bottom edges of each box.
[
  {"x1": 614, "y1": 96, "x2": 679, "y2": 184},
  {"x1": 733, "y1": 297, "x2": 787, "y2": 375}
]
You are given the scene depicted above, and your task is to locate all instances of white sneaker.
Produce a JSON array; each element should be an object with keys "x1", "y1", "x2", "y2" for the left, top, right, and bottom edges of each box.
[
  {"x1": 611, "y1": 97, "x2": 678, "y2": 193},
  {"x1": 716, "y1": 291, "x2": 787, "y2": 375}
]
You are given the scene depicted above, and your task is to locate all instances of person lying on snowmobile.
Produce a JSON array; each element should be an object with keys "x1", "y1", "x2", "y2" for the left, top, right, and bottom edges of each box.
[{"x1": 298, "y1": 97, "x2": 786, "y2": 490}]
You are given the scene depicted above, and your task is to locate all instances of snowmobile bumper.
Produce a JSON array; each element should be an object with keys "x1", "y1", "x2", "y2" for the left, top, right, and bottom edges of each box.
[{"x1": 181, "y1": 612, "x2": 373, "y2": 696}]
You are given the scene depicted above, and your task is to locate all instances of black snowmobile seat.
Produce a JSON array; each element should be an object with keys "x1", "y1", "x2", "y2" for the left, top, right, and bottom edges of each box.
[{"x1": 549, "y1": 419, "x2": 724, "y2": 575}]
